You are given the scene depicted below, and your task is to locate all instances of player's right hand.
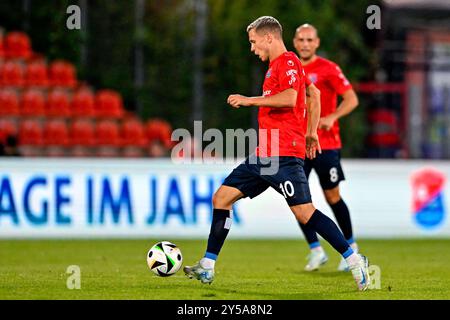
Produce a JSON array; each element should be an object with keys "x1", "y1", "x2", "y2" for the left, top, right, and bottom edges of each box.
[
  {"x1": 227, "y1": 94, "x2": 249, "y2": 108},
  {"x1": 305, "y1": 133, "x2": 322, "y2": 159}
]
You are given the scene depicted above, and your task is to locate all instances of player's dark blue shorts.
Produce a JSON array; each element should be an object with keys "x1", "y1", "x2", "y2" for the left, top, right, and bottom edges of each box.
[
  {"x1": 304, "y1": 149, "x2": 345, "y2": 190},
  {"x1": 222, "y1": 154, "x2": 312, "y2": 206}
]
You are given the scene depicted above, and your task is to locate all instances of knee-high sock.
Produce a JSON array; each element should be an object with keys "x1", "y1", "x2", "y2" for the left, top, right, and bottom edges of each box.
[
  {"x1": 297, "y1": 221, "x2": 320, "y2": 248},
  {"x1": 305, "y1": 209, "x2": 353, "y2": 258},
  {"x1": 205, "y1": 209, "x2": 232, "y2": 260},
  {"x1": 330, "y1": 198, "x2": 354, "y2": 244}
]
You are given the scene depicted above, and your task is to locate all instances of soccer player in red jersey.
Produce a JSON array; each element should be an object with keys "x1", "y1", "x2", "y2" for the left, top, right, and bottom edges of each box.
[
  {"x1": 184, "y1": 16, "x2": 369, "y2": 291},
  {"x1": 293, "y1": 24, "x2": 360, "y2": 272}
]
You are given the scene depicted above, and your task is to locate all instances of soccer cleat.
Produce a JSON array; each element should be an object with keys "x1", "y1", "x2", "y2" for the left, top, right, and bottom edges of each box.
[
  {"x1": 337, "y1": 257, "x2": 350, "y2": 272},
  {"x1": 304, "y1": 249, "x2": 328, "y2": 271},
  {"x1": 183, "y1": 261, "x2": 215, "y2": 284},
  {"x1": 349, "y1": 254, "x2": 370, "y2": 291}
]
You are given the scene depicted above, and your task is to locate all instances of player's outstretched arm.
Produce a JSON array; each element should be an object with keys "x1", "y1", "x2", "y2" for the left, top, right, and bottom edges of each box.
[
  {"x1": 227, "y1": 88, "x2": 297, "y2": 109},
  {"x1": 306, "y1": 83, "x2": 322, "y2": 159},
  {"x1": 319, "y1": 89, "x2": 359, "y2": 131}
]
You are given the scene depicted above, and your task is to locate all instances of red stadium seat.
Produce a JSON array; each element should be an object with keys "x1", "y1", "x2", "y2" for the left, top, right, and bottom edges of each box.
[
  {"x1": 0, "y1": 119, "x2": 17, "y2": 144},
  {"x1": 25, "y1": 60, "x2": 49, "y2": 87},
  {"x1": 43, "y1": 120, "x2": 69, "y2": 156},
  {"x1": 95, "y1": 89, "x2": 124, "y2": 119},
  {"x1": 69, "y1": 119, "x2": 95, "y2": 157},
  {"x1": 70, "y1": 119, "x2": 95, "y2": 145},
  {"x1": 18, "y1": 119, "x2": 43, "y2": 156},
  {"x1": 0, "y1": 61, "x2": 25, "y2": 86},
  {"x1": 21, "y1": 88, "x2": 46, "y2": 117},
  {"x1": 146, "y1": 118, "x2": 173, "y2": 149},
  {"x1": 46, "y1": 89, "x2": 72, "y2": 118},
  {"x1": 71, "y1": 88, "x2": 96, "y2": 118},
  {"x1": 43, "y1": 120, "x2": 69, "y2": 146},
  {"x1": 49, "y1": 60, "x2": 77, "y2": 88},
  {"x1": 122, "y1": 118, "x2": 148, "y2": 147},
  {"x1": 4, "y1": 31, "x2": 32, "y2": 59},
  {"x1": 95, "y1": 119, "x2": 122, "y2": 157},
  {"x1": 0, "y1": 89, "x2": 20, "y2": 117},
  {"x1": 367, "y1": 109, "x2": 400, "y2": 147},
  {"x1": 121, "y1": 118, "x2": 148, "y2": 157},
  {"x1": 96, "y1": 120, "x2": 121, "y2": 146}
]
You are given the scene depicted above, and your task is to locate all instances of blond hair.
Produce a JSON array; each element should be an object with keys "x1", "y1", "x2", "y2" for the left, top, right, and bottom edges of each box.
[{"x1": 246, "y1": 16, "x2": 282, "y2": 38}]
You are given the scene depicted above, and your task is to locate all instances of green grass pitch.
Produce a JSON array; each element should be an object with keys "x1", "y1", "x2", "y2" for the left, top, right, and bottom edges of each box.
[{"x1": 0, "y1": 239, "x2": 449, "y2": 300}]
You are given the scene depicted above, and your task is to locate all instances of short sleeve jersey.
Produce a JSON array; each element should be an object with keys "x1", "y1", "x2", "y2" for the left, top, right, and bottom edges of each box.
[
  {"x1": 256, "y1": 51, "x2": 311, "y2": 159},
  {"x1": 302, "y1": 56, "x2": 352, "y2": 150}
]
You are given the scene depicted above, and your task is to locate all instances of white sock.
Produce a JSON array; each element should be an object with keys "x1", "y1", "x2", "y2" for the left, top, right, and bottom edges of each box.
[
  {"x1": 311, "y1": 246, "x2": 324, "y2": 253},
  {"x1": 345, "y1": 252, "x2": 360, "y2": 267},
  {"x1": 200, "y1": 257, "x2": 215, "y2": 269}
]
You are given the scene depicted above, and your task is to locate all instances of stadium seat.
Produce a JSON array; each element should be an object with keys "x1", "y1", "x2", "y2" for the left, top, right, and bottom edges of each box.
[
  {"x1": 4, "y1": 31, "x2": 32, "y2": 59},
  {"x1": 367, "y1": 109, "x2": 400, "y2": 147},
  {"x1": 69, "y1": 119, "x2": 95, "y2": 157},
  {"x1": 0, "y1": 60, "x2": 25, "y2": 86},
  {"x1": 121, "y1": 118, "x2": 148, "y2": 157},
  {"x1": 49, "y1": 60, "x2": 77, "y2": 88},
  {"x1": 0, "y1": 119, "x2": 17, "y2": 145},
  {"x1": 0, "y1": 89, "x2": 20, "y2": 117},
  {"x1": 25, "y1": 60, "x2": 49, "y2": 87},
  {"x1": 95, "y1": 119, "x2": 122, "y2": 157},
  {"x1": 146, "y1": 118, "x2": 173, "y2": 149},
  {"x1": 43, "y1": 120, "x2": 70, "y2": 145},
  {"x1": 122, "y1": 118, "x2": 148, "y2": 147},
  {"x1": 46, "y1": 89, "x2": 72, "y2": 118},
  {"x1": 21, "y1": 88, "x2": 46, "y2": 118},
  {"x1": 71, "y1": 88, "x2": 96, "y2": 118},
  {"x1": 95, "y1": 89, "x2": 124, "y2": 119},
  {"x1": 18, "y1": 119, "x2": 43, "y2": 156},
  {"x1": 43, "y1": 119, "x2": 70, "y2": 156}
]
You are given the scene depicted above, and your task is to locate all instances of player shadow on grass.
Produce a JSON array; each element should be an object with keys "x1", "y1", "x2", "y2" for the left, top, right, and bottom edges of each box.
[
  {"x1": 147, "y1": 277, "x2": 358, "y2": 299},
  {"x1": 298, "y1": 270, "x2": 347, "y2": 278}
]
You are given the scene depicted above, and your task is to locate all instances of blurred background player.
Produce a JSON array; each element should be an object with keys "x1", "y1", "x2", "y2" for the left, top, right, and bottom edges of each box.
[
  {"x1": 184, "y1": 16, "x2": 370, "y2": 291},
  {"x1": 293, "y1": 24, "x2": 360, "y2": 272}
]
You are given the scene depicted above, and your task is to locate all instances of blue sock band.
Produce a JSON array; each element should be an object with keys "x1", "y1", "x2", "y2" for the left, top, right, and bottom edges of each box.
[
  {"x1": 309, "y1": 241, "x2": 321, "y2": 249},
  {"x1": 204, "y1": 252, "x2": 218, "y2": 260},
  {"x1": 346, "y1": 237, "x2": 355, "y2": 245},
  {"x1": 342, "y1": 247, "x2": 354, "y2": 259}
]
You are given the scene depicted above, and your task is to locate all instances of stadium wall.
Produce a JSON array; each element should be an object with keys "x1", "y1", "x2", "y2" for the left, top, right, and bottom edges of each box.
[{"x1": 0, "y1": 158, "x2": 449, "y2": 239}]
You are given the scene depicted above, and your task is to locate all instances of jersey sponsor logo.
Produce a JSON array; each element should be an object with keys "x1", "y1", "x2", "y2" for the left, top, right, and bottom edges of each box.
[
  {"x1": 286, "y1": 69, "x2": 298, "y2": 86},
  {"x1": 263, "y1": 90, "x2": 272, "y2": 96},
  {"x1": 287, "y1": 60, "x2": 294, "y2": 67},
  {"x1": 411, "y1": 167, "x2": 446, "y2": 230},
  {"x1": 286, "y1": 69, "x2": 298, "y2": 76}
]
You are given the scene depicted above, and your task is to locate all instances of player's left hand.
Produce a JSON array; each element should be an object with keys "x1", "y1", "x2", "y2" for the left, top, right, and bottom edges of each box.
[
  {"x1": 305, "y1": 132, "x2": 322, "y2": 159},
  {"x1": 319, "y1": 114, "x2": 337, "y2": 131},
  {"x1": 227, "y1": 94, "x2": 250, "y2": 108}
]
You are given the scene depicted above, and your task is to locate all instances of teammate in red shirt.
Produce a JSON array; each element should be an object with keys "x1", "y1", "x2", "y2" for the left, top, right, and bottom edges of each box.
[
  {"x1": 293, "y1": 24, "x2": 360, "y2": 272},
  {"x1": 184, "y1": 16, "x2": 370, "y2": 291}
]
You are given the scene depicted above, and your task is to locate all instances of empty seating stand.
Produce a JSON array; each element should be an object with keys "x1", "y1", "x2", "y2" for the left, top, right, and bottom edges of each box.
[{"x1": 0, "y1": 29, "x2": 174, "y2": 157}]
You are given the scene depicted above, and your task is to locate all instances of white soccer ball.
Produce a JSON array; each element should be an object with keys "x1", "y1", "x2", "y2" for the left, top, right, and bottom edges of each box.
[{"x1": 147, "y1": 241, "x2": 183, "y2": 277}]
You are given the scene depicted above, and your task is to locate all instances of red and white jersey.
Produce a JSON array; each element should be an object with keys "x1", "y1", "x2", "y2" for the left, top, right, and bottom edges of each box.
[
  {"x1": 256, "y1": 51, "x2": 311, "y2": 159},
  {"x1": 302, "y1": 56, "x2": 352, "y2": 150}
]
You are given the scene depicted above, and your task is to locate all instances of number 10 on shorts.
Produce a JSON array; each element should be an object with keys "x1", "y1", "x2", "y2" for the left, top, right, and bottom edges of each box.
[{"x1": 280, "y1": 181, "x2": 295, "y2": 198}]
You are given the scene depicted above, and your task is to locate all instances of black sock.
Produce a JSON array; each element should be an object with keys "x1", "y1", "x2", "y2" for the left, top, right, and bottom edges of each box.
[
  {"x1": 305, "y1": 210, "x2": 353, "y2": 258},
  {"x1": 297, "y1": 221, "x2": 320, "y2": 248},
  {"x1": 205, "y1": 209, "x2": 232, "y2": 260},
  {"x1": 330, "y1": 199, "x2": 353, "y2": 243}
]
